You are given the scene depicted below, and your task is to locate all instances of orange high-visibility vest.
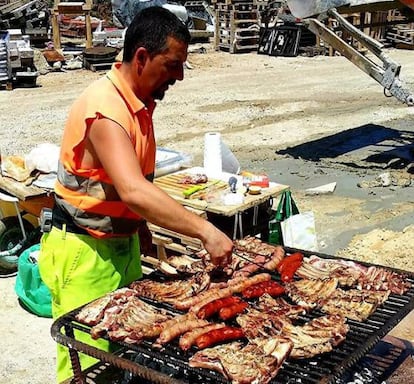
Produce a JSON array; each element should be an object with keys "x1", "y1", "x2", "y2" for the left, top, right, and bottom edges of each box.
[
  {"x1": 400, "y1": 0, "x2": 414, "y2": 11},
  {"x1": 55, "y1": 63, "x2": 156, "y2": 238}
]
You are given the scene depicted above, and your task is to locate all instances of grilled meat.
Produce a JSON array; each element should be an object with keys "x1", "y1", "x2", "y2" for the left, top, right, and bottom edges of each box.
[
  {"x1": 282, "y1": 314, "x2": 349, "y2": 359},
  {"x1": 218, "y1": 301, "x2": 248, "y2": 320},
  {"x1": 183, "y1": 273, "x2": 271, "y2": 314},
  {"x1": 195, "y1": 326, "x2": 245, "y2": 349},
  {"x1": 90, "y1": 296, "x2": 172, "y2": 343},
  {"x1": 176, "y1": 287, "x2": 224, "y2": 311},
  {"x1": 197, "y1": 296, "x2": 243, "y2": 319},
  {"x1": 227, "y1": 273, "x2": 272, "y2": 293},
  {"x1": 358, "y1": 266, "x2": 411, "y2": 294},
  {"x1": 129, "y1": 272, "x2": 210, "y2": 305},
  {"x1": 189, "y1": 336, "x2": 293, "y2": 384},
  {"x1": 256, "y1": 294, "x2": 307, "y2": 319},
  {"x1": 75, "y1": 288, "x2": 136, "y2": 326},
  {"x1": 189, "y1": 287, "x2": 234, "y2": 315},
  {"x1": 236, "y1": 308, "x2": 287, "y2": 339},
  {"x1": 234, "y1": 236, "x2": 285, "y2": 261},
  {"x1": 74, "y1": 245, "x2": 411, "y2": 384},
  {"x1": 319, "y1": 288, "x2": 390, "y2": 321},
  {"x1": 155, "y1": 313, "x2": 210, "y2": 346},
  {"x1": 237, "y1": 307, "x2": 349, "y2": 360},
  {"x1": 167, "y1": 254, "x2": 214, "y2": 274},
  {"x1": 296, "y1": 256, "x2": 411, "y2": 294},
  {"x1": 229, "y1": 236, "x2": 285, "y2": 277},
  {"x1": 179, "y1": 323, "x2": 226, "y2": 351},
  {"x1": 296, "y1": 255, "x2": 362, "y2": 286},
  {"x1": 285, "y1": 278, "x2": 339, "y2": 309},
  {"x1": 241, "y1": 281, "x2": 285, "y2": 299}
]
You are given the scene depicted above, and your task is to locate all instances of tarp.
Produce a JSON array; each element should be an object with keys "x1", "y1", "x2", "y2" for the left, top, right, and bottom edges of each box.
[{"x1": 111, "y1": 0, "x2": 188, "y2": 27}]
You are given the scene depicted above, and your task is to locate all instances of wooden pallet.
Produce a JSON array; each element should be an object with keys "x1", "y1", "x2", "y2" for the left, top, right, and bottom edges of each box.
[
  {"x1": 218, "y1": 27, "x2": 260, "y2": 51},
  {"x1": 216, "y1": 2, "x2": 258, "y2": 11},
  {"x1": 386, "y1": 26, "x2": 414, "y2": 45},
  {"x1": 213, "y1": 0, "x2": 257, "y2": 2},
  {"x1": 217, "y1": 25, "x2": 260, "y2": 35},
  {"x1": 212, "y1": 0, "x2": 258, "y2": 4},
  {"x1": 149, "y1": 223, "x2": 203, "y2": 255},
  {"x1": 146, "y1": 205, "x2": 205, "y2": 261},
  {"x1": 215, "y1": 8, "x2": 260, "y2": 53},
  {"x1": 218, "y1": 42, "x2": 259, "y2": 53},
  {"x1": 217, "y1": 9, "x2": 259, "y2": 21}
]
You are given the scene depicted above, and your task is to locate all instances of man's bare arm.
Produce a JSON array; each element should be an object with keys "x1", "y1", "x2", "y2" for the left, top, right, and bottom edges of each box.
[{"x1": 87, "y1": 118, "x2": 233, "y2": 265}]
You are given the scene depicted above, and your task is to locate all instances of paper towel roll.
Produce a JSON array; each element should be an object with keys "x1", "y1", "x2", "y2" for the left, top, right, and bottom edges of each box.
[{"x1": 204, "y1": 132, "x2": 222, "y2": 176}]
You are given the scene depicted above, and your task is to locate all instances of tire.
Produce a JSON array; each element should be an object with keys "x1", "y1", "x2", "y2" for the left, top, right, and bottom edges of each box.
[{"x1": 0, "y1": 216, "x2": 35, "y2": 273}]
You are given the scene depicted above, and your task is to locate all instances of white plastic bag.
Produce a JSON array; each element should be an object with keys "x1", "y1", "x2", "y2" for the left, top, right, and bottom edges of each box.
[
  {"x1": 281, "y1": 211, "x2": 318, "y2": 252},
  {"x1": 25, "y1": 143, "x2": 60, "y2": 174}
]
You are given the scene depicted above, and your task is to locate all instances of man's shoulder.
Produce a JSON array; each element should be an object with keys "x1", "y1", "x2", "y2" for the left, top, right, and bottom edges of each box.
[
  {"x1": 83, "y1": 75, "x2": 113, "y2": 97},
  {"x1": 78, "y1": 75, "x2": 125, "y2": 110}
]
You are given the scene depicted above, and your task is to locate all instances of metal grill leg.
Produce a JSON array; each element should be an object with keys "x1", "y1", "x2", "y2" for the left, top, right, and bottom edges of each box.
[{"x1": 64, "y1": 325, "x2": 86, "y2": 384}]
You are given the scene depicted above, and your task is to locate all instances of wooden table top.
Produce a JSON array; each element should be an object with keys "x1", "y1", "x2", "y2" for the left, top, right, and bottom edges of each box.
[
  {"x1": 0, "y1": 175, "x2": 49, "y2": 201},
  {"x1": 154, "y1": 169, "x2": 289, "y2": 217}
]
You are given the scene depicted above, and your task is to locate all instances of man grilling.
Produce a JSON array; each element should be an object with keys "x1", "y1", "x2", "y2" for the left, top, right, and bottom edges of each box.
[{"x1": 38, "y1": 7, "x2": 233, "y2": 383}]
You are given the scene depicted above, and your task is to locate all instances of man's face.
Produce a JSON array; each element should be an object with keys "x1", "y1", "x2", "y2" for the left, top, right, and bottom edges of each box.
[{"x1": 141, "y1": 36, "x2": 188, "y2": 101}]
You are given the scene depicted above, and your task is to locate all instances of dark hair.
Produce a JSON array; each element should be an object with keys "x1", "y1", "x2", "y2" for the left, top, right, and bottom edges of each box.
[{"x1": 123, "y1": 6, "x2": 191, "y2": 62}]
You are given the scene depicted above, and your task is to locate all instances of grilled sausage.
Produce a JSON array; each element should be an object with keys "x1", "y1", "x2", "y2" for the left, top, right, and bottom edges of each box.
[
  {"x1": 197, "y1": 296, "x2": 242, "y2": 319},
  {"x1": 281, "y1": 260, "x2": 303, "y2": 282},
  {"x1": 242, "y1": 280, "x2": 285, "y2": 299},
  {"x1": 218, "y1": 302, "x2": 248, "y2": 320},
  {"x1": 179, "y1": 323, "x2": 226, "y2": 351},
  {"x1": 195, "y1": 326, "x2": 245, "y2": 349},
  {"x1": 277, "y1": 252, "x2": 304, "y2": 274}
]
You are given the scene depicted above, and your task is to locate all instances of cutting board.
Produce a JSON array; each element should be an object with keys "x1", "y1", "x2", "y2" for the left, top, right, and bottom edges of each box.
[{"x1": 154, "y1": 172, "x2": 228, "y2": 199}]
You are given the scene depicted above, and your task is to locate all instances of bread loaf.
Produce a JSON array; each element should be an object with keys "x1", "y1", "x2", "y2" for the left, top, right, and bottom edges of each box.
[{"x1": 3, "y1": 155, "x2": 31, "y2": 182}]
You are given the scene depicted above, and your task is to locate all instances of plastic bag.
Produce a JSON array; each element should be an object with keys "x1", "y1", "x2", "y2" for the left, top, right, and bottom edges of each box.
[
  {"x1": 268, "y1": 190, "x2": 318, "y2": 251},
  {"x1": 281, "y1": 211, "x2": 318, "y2": 251},
  {"x1": 14, "y1": 244, "x2": 52, "y2": 318},
  {"x1": 268, "y1": 190, "x2": 298, "y2": 245},
  {"x1": 25, "y1": 143, "x2": 60, "y2": 174}
]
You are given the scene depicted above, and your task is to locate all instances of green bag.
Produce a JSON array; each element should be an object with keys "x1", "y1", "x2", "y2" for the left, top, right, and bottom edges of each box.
[
  {"x1": 268, "y1": 190, "x2": 299, "y2": 245},
  {"x1": 14, "y1": 244, "x2": 52, "y2": 318}
]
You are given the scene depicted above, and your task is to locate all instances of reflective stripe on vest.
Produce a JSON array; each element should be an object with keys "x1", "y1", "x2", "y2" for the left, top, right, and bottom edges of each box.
[{"x1": 55, "y1": 161, "x2": 144, "y2": 237}]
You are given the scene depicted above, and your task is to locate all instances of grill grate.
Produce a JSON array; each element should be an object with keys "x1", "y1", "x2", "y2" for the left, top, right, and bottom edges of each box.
[{"x1": 52, "y1": 251, "x2": 414, "y2": 384}]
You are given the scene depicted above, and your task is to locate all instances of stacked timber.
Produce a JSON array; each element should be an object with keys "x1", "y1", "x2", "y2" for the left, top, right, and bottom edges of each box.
[
  {"x1": 386, "y1": 25, "x2": 414, "y2": 48},
  {"x1": 385, "y1": 10, "x2": 414, "y2": 48},
  {"x1": 212, "y1": 0, "x2": 264, "y2": 53}
]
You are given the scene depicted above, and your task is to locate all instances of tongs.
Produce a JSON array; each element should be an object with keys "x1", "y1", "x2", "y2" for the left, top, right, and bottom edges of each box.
[{"x1": 232, "y1": 249, "x2": 279, "y2": 278}]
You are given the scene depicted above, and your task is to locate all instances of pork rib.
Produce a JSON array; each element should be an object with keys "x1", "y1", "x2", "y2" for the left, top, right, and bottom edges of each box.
[
  {"x1": 189, "y1": 336, "x2": 293, "y2": 384},
  {"x1": 129, "y1": 272, "x2": 210, "y2": 305}
]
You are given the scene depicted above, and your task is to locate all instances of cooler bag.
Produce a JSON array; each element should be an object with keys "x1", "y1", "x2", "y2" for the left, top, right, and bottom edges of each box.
[{"x1": 14, "y1": 244, "x2": 52, "y2": 318}]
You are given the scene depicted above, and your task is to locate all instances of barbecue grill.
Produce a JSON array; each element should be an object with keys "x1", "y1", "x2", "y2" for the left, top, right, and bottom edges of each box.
[{"x1": 51, "y1": 248, "x2": 414, "y2": 384}]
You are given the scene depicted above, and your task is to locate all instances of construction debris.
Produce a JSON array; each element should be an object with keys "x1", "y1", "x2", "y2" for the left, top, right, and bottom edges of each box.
[
  {"x1": 0, "y1": 0, "x2": 50, "y2": 45},
  {"x1": 305, "y1": 182, "x2": 337, "y2": 196},
  {"x1": 0, "y1": 28, "x2": 38, "y2": 89},
  {"x1": 358, "y1": 171, "x2": 412, "y2": 189}
]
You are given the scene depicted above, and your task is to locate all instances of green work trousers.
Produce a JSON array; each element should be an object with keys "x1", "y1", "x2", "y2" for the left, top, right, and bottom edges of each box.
[{"x1": 38, "y1": 226, "x2": 142, "y2": 383}]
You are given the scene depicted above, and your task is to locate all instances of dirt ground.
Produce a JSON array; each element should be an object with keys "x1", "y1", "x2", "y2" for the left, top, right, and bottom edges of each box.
[{"x1": 1, "y1": 43, "x2": 414, "y2": 383}]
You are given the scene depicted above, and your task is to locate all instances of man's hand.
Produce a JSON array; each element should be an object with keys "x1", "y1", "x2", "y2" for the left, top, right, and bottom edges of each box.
[{"x1": 202, "y1": 223, "x2": 233, "y2": 267}]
